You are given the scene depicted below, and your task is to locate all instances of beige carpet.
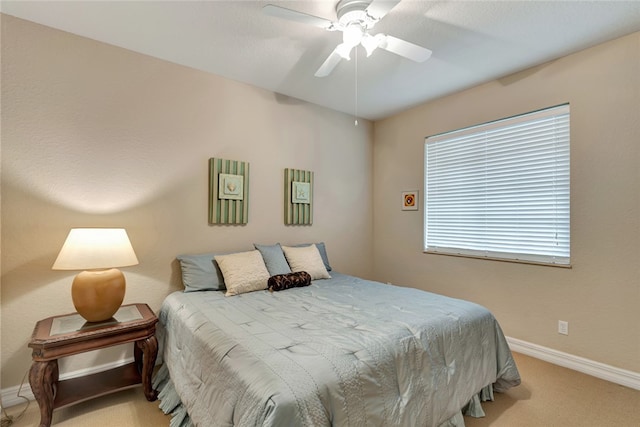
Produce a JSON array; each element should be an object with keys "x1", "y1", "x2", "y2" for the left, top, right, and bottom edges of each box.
[
  {"x1": 3, "y1": 352, "x2": 639, "y2": 426},
  {"x1": 464, "y1": 352, "x2": 640, "y2": 427}
]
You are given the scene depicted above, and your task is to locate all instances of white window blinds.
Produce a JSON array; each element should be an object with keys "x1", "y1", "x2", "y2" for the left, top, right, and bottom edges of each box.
[{"x1": 424, "y1": 104, "x2": 570, "y2": 265}]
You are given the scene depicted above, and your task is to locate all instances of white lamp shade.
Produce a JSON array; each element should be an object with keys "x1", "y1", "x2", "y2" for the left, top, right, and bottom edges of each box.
[{"x1": 52, "y1": 228, "x2": 139, "y2": 270}]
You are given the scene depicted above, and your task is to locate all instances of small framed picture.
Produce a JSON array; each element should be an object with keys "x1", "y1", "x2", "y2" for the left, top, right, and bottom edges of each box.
[
  {"x1": 218, "y1": 173, "x2": 244, "y2": 200},
  {"x1": 402, "y1": 191, "x2": 419, "y2": 211},
  {"x1": 292, "y1": 181, "x2": 311, "y2": 204}
]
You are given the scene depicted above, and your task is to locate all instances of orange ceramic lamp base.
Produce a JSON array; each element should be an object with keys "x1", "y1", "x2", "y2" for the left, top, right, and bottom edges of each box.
[{"x1": 71, "y1": 268, "x2": 126, "y2": 322}]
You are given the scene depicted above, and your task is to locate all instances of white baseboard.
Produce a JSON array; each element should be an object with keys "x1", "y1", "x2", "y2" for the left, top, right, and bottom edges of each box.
[
  {"x1": 1, "y1": 357, "x2": 134, "y2": 408},
  {"x1": 1, "y1": 383, "x2": 32, "y2": 410},
  {"x1": 507, "y1": 336, "x2": 640, "y2": 391}
]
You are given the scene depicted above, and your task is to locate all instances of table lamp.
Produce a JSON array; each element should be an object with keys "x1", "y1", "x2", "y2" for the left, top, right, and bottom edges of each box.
[{"x1": 52, "y1": 228, "x2": 139, "y2": 322}]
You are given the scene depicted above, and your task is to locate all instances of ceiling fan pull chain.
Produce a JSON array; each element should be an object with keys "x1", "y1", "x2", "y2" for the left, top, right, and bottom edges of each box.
[{"x1": 355, "y1": 46, "x2": 359, "y2": 126}]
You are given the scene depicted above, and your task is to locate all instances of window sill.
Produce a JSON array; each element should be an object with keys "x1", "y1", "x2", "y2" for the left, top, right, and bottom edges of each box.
[{"x1": 423, "y1": 250, "x2": 572, "y2": 268}]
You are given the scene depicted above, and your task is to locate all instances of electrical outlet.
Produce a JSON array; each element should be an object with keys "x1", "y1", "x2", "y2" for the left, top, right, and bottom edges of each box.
[{"x1": 558, "y1": 320, "x2": 569, "y2": 335}]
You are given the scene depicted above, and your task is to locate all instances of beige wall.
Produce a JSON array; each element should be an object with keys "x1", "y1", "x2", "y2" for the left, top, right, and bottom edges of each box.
[
  {"x1": 373, "y1": 32, "x2": 640, "y2": 372},
  {"x1": 0, "y1": 15, "x2": 373, "y2": 389}
]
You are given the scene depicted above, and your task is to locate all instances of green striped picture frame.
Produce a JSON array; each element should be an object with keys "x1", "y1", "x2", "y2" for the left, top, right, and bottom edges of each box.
[
  {"x1": 209, "y1": 158, "x2": 249, "y2": 224},
  {"x1": 284, "y1": 168, "x2": 313, "y2": 225}
]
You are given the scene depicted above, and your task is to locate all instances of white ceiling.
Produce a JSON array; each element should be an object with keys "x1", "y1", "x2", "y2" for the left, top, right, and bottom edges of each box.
[{"x1": 2, "y1": 1, "x2": 640, "y2": 121}]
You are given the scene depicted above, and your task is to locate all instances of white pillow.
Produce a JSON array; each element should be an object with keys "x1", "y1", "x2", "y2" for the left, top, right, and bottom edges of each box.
[
  {"x1": 215, "y1": 250, "x2": 270, "y2": 296},
  {"x1": 281, "y1": 244, "x2": 331, "y2": 280}
]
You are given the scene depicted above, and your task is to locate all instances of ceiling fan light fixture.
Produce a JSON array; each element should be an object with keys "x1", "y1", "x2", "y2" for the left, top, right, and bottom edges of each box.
[
  {"x1": 336, "y1": 43, "x2": 354, "y2": 60},
  {"x1": 336, "y1": 23, "x2": 365, "y2": 59},
  {"x1": 361, "y1": 33, "x2": 379, "y2": 57},
  {"x1": 342, "y1": 23, "x2": 364, "y2": 46}
]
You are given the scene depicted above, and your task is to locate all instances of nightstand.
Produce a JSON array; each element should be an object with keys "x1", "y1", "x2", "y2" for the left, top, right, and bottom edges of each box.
[{"x1": 28, "y1": 303, "x2": 158, "y2": 427}]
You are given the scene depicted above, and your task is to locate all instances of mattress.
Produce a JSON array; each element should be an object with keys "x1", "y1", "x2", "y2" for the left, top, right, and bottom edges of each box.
[{"x1": 156, "y1": 273, "x2": 520, "y2": 426}]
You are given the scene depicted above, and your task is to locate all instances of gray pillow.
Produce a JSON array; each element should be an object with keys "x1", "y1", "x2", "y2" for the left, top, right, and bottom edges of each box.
[
  {"x1": 293, "y1": 242, "x2": 332, "y2": 271},
  {"x1": 176, "y1": 253, "x2": 226, "y2": 292},
  {"x1": 254, "y1": 243, "x2": 292, "y2": 276}
]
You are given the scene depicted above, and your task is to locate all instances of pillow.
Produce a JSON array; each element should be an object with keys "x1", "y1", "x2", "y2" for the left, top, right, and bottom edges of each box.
[
  {"x1": 268, "y1": 271, "x2": 312, "y2": 292},
  {"x1": 293, "y1": 242, "x2": 332, "y2": 271},
  {"x1": 254, "y1": 243, "x2": 292, "y2": 276},
  {"x1": 176, "y1": 253, "x2": 225, "y2": 292},
  {"x1": 281, "y1": 244, "x2": 331, "y2": 280},
  {"x1": 215, "y1": 250, "x2": 270, "y2": 296}
]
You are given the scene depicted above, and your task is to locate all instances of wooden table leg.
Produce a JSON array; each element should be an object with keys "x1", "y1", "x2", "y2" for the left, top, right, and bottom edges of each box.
[
  {"x1": 29, "y1": 360, "x2": 58, "y2": 427},
  {"x1": 135, "y1": 336, "x2": 158, "y2": 401}
]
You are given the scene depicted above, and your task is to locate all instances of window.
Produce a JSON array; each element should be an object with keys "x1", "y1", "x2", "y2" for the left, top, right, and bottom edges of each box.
[{"x1": 424, "y1": 104, "x2": 570, "y2": 266}]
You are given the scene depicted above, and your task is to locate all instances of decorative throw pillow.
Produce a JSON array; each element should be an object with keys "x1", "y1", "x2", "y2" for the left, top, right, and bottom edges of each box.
[
  {"x1": 268, "y1": 271, "x2": 312, "y2": 292},
  {"x1": 293, "y1": 242, "x2": 332, "y2": 271},
  {"x1": 215, "y1": 250, "x2": 270, "y2": 296},
  {"x1": 281, "y1": 244, "x2": 331, "y2": 280},
  {"x1": 176, "y1": 253, "x2": 226, "y2": 292},
  {"x1": 254, "y1": 243, "x2": 292, "y2": 276}
]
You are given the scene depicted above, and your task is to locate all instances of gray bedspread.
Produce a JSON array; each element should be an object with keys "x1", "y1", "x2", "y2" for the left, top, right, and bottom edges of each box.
[{"x1": 158, "y1": 273, "x2": 520, "y2": 426}]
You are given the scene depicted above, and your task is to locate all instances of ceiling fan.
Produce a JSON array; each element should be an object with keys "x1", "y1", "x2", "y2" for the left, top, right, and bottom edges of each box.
[{"x1": 263, "y1": 0, "x2": 432, "y2": 77}]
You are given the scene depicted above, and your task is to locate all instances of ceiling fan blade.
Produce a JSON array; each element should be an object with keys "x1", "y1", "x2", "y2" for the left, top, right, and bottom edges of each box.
[
  {"x1": 365, "y1": 0, "x2": 401, "y2": 21},
  {"x1": 378, "y1": 34, "x2": 432, "y2": 62},
  {"x1": 262, "y1": 4, "x2": 335, "y2": 30},
  {"x1": 314, "y1": 48, "x2": 344, "y2": 77}
]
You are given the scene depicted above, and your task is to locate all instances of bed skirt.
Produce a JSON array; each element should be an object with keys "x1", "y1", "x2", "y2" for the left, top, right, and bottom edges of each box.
[{"x1": 153, "y1": 363, "x2": 496, "y2": 427}]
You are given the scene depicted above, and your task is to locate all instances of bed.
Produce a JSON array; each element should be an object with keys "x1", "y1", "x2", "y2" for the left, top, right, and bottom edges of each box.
[{"x1": 154, "y1": 245, "x2": 520, "y2": 427}]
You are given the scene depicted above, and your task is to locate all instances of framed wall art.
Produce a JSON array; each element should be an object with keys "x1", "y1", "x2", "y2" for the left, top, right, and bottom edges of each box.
[
  {"x1": 402, "y1": 190, "x2": 419, "y2": 211},
  {"x1": 209, "y1": 158, "x2": 249, "y2": 224},
  {"x1": 284, "y1": 168, "x2": 313, "y2": 225}
]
